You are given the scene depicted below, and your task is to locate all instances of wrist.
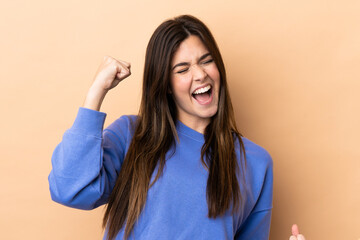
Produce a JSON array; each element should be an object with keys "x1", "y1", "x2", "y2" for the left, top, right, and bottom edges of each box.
[{"x1": 83, "y1": 86, "x2": 108, "y2": 111}]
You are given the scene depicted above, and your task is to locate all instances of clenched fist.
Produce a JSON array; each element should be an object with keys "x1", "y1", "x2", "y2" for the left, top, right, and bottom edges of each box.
[
  {"x1": 83, "y1": 56, "x2": 131, "y2": 111},
  {"x1": 92, "y1": 56, "x2": 131, "y2": 91}
]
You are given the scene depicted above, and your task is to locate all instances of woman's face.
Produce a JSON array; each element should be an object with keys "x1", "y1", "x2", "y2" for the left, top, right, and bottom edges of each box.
[{"x1": 170, "y1": 35, "x2": 220, "y2": 132}]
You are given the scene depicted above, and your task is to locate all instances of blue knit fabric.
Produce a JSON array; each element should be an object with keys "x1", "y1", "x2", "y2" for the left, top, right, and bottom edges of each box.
[{"x1": 49, "y1": 107, "x2": 273, "y2": 240}]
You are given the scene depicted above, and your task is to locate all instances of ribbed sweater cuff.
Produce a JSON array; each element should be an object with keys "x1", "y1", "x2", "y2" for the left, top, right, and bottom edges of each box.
[{"x1": 71, "y1": 107, "x2": 107, "y2": 138}]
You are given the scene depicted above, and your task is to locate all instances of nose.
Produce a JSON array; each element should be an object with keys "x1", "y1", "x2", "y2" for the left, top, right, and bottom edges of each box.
[{"x1": 191, "y1": 64, "x2": 207, "y2": 81}]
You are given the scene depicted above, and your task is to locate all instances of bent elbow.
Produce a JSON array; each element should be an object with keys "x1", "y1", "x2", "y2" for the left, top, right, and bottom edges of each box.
[{"x1": 48, "y1": 172, "x2": 104, "y2": 210}]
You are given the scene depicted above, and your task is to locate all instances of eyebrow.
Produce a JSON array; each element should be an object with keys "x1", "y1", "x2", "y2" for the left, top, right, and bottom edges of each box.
[{"x1": 172, "y1": 53, "x2": 212, "y2": 70}]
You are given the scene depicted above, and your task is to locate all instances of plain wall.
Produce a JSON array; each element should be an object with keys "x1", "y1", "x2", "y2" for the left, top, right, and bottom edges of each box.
[{"x1": 0, "y1": 0, "x2": 359, "y2": 239}]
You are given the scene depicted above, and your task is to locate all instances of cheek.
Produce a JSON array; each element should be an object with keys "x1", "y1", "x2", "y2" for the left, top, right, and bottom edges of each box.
[
  {"x1": 171, "y1": 76, "x2": 192, "y2": 96},
  {"x1": 208, "y1": 67, "x2": 220, "y2": 86}
]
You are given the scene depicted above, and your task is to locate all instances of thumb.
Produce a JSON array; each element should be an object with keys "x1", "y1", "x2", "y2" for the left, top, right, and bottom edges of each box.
[
  {"x1": 292, "y1": 224, "x2": 300, "y2": 236},
  {"x1": 115, "y1": 64, "x2": 131, "y2": 81}
]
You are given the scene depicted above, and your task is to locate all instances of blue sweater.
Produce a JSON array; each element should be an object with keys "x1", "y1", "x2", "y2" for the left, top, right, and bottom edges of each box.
[{"x1": 48, "y1": 107, "x2": 273, "y2": 240}]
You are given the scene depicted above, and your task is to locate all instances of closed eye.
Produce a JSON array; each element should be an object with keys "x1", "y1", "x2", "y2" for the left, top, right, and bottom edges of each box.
[
  {"x1": 202, "y1": 59, "x2": 214, "y2": 64},
  {"x1": 176, "y1": 68, "x2": 189, "y2": 74}
]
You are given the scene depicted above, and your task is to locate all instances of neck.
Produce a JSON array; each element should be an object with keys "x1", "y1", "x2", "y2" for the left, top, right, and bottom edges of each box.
[{"x1": 177, "y1": 116, "x2": 210, "y2": 134}]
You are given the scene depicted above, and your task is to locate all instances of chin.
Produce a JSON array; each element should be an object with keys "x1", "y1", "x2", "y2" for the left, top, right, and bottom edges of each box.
[{"x1": 199, "y1": 106, "x2": 218, "y2": 119}]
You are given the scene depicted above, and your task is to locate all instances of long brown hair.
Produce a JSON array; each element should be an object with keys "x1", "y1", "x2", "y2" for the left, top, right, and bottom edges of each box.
[{"x1": 103, "y1": 15, "x2": 246, "y2": 240}]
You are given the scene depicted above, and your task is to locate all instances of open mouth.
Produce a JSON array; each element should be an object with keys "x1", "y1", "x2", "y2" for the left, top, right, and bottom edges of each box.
[{"x1": 192, "y1": 84, "x2": 213, "y2": 104}]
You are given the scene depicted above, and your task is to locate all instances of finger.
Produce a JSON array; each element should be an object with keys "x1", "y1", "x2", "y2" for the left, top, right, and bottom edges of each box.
[
  {"x1": 292, "y1": 224, "x2": 300, "y2": 236},
  {"x1": 289, "y1": 236, "x2": 297, "y2": 240},
  {"x1": 118, "y1": 59, "x2": 131, "y2": 68},
  {"x1": 115, "y1": 64, "x2": 131, "y2": 79},
  {"x1": 102, "y1": 56, "x2": 130, "y2": 69},
  {"x1": 297, "y1": 234, "x2": 306, "y2": 240},
  {"x1": 119, "y1": 62, "x2": 131, "y2": 76},
  {"x1": 118, "y1": 61, "x2": 131, "y2": 72},
  {"x1": 116, "y1": 71, "x2": 131, "y2": 80}
]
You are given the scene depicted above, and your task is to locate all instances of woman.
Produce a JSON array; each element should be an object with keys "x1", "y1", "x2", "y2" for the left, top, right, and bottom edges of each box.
[{"x1": 49, "y1": 15, "x2": 303, "y2": 240}]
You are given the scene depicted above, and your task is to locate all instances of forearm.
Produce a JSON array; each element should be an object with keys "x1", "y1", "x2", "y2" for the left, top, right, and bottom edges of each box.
[{"x1": 83, "y1": 84, "x2": 108, "y2": 111}]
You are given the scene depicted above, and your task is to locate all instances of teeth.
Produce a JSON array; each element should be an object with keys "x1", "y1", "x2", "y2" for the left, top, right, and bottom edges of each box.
[{"x1": 193, "y1": 85, "x2": 211, "y2": 94}]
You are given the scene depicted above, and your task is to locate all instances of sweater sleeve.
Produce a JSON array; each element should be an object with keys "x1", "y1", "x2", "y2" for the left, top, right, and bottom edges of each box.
[
  {"x1": 234, "y1": 152, "x2": 273, "y2": 240},
  {"x1": 48, "y1": 107, "x2": 131, "y2": 210}
]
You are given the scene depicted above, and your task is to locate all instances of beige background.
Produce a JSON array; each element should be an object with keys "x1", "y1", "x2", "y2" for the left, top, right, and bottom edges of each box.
[{"x1": 0, "y1": 0, "x2": 359, "y2": 239}]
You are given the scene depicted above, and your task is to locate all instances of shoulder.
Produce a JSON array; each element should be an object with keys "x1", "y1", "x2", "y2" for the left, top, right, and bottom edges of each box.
[
  {"x1": 237, "y1": 136, "x2": 273, "y2": 169},
  {"x1": 236, "y1": 136, "x2": 273, "y2": 194},
  {"x1": 241, "y1": 137, "x2": 273, "y2": 165}
]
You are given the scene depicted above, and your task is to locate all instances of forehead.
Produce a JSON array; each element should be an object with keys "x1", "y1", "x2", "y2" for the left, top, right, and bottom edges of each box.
[{"x1": 172, "y1": 35, "x2": 209, "y2": 64}]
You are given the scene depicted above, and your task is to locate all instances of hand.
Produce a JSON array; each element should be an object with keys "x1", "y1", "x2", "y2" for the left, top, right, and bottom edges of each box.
[
  {"x1": 92, "y1": 56, "x2": 131, "y2": 92},
  {"x1": 83, "y1": 56, "x2": 131, "y2": 111},
  {"x1": 289, "y1": 224, "x2": 306, "y2": 240}
]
